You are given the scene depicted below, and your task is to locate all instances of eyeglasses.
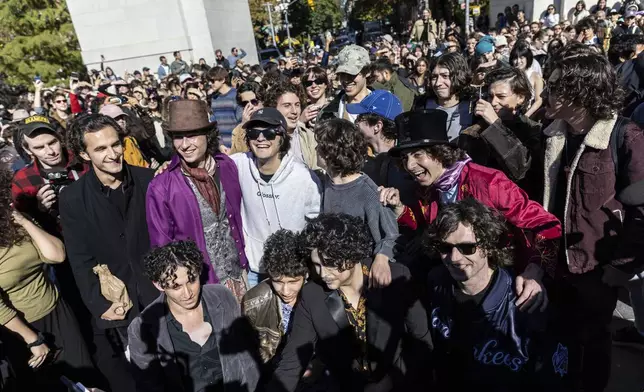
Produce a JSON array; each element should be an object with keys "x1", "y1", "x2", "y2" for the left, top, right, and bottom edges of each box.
[
  {"x1": 55, "y1": 100, "x2": 66, "y2": 103},
  {"x1": 434, "y1": 241, "x2": 479, "y2": 256},
  {"x1": 548, "y1": 7, "x2": 554, "y2": 10},
  {"x1": 241, "y1": 99, "x2": 259, "y2": 107},
  {"x1": 247, "y1": 127, "x2": 283, "y2": 140},
  {"x1": 304, "y1": 78, "x2": 326, "y2": 88}
]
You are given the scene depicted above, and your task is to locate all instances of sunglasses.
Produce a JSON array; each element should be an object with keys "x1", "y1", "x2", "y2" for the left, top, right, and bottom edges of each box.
[
  {"x1": 434, "y1": 241, "x2": 479, "y2": 256},
  {"x1": 55, "y1": 100, "x2": 66, "y2": 103},
  {"x1": 247, "y1": 127, "x2": 283, "y2": 140},
  {"x1": 241, "y1": 99, "x2": 259, "y2": 107},
  {"x1": 304, "y1": 78, "x2": 326, "y2": 88}
]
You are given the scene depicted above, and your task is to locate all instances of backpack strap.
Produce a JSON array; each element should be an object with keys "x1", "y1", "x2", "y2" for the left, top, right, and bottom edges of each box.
[{"x1": 611, "y1": 117, "x2": 627, "y2": 177}]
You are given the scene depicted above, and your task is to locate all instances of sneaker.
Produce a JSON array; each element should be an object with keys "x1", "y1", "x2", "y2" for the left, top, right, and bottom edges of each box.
[{"x1": 612, "y1": 326, "x2": 644, "y2": 350}]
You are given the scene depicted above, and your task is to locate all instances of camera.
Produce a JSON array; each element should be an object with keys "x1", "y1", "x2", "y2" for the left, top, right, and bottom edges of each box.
[{"x1": 45, "y1": 171, "x2": 73, "y2": 196}]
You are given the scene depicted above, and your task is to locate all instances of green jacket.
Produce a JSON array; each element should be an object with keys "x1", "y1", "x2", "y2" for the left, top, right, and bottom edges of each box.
[{"x1": 372, "y1": 73, "x2": 416, "y2": 111}]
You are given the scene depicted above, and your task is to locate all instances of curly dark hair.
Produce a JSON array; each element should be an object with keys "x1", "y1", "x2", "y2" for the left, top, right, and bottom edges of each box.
[
  {"x1": 236, "y1": 81, "x2": 265, "y2": 106},
  {"x1": 430, "y1": 52, "x2": 472, "y2": 99},
  {"x1": 263, "y1": 81, "x2": 307, "y2": 109},
  {"x1": 400, "y1": 144, "x2": 468, "y2": 169},
  {"x1": 355, "y1": 113, "x2": 397, "y2": 141},
  {"x1": 0, "y1": 168, "x2": 26, "y2": 248},
  {"x1": 143, "y1": 240, "x2": 204, "y2": 289},
  {"x1": 575, "y1": 16, "x2": 596, "y2": 35},
  {"x1": 546, "y1": 43, "x2": 625, "y2": 120},
  {"x1": 300, "y1": 213, "x2": 374, "y2": 271},
  {"x1": 263, "y1": 229, "x2": 308, "y2": 278},
  {"x1": 424, "y1": 198, "x2": 512, "y2": 269},
  {"x1": 314, "y1": 118, "x2": 368, "y2": 177},
  {"x1": 66, "y1": 113, "x2": 124, "y2": 159}
]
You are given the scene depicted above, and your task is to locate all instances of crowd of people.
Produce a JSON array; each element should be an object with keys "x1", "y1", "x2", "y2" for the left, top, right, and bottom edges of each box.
[{"x1": 1, "y1": 3, "x2": 644, "y2": 392}]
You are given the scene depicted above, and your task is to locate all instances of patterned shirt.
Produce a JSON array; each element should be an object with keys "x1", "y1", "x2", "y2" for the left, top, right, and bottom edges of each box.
[
  {"x1": 280, "y1": 302, "x2": 293, "y2": 333},
  {"x1": 338, "y1": 264, "x2": 370, "y2": 373}
]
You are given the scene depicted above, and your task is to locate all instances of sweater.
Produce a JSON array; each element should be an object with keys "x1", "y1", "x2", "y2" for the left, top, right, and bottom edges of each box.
[
  {"x1": 322, "y1": 174, "x2": 398, "y2": 259},
  {"x1": 0, "y1": 240, "x2": 60, "y2": 325},
  {"x1": 231, "y1": 152, "x2": 322, "y2": 272},
  {"x1": 210, "y1": 88, "x2": 242, "y2": 147}
]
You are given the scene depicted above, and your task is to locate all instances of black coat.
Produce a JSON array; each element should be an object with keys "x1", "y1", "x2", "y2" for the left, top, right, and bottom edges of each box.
[
  {"x1": 459, "y1": 115, "x2": 544, "y2": 201},
  {"x1": 268, "y1": 260, "x2": 433, "y2": 392},
  {"x1": 59, "y1": 164, "x2": 158, "y2": 330}
]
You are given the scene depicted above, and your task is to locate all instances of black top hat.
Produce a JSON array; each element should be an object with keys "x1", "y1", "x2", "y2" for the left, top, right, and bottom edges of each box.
[{"x1": 389, "y1": 109, "x2": 451, "y2": 157}]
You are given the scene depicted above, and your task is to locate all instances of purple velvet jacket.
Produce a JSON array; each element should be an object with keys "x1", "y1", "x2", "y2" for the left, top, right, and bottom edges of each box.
[{"x1": 146, "y1": 154, "x2": 248, "y2": 283}]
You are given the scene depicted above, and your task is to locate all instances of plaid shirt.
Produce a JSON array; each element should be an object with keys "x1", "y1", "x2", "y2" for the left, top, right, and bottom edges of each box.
[{"x1": 12, "y1": 150, "x2": 87, "y2": 233}]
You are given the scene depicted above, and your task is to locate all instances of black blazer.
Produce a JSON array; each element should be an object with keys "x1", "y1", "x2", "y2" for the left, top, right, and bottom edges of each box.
[
  {"x1": 268, "y1": 260, "x2": 433, "y2": 392},
  {"x1": 59, "y1": 164, "x2": 159, "y2": 330}
]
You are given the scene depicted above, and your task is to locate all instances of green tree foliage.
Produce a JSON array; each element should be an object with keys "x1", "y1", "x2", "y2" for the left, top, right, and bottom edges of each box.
[
  {"x1": 249, "y1": 0, "x2": 278, "y2": 41},
  {"x1": 350, "y1": 0, "x2": 394, "y2": 22},
  {"x1": 0, "y1": 0, "x2": 83, "y2": 87}
]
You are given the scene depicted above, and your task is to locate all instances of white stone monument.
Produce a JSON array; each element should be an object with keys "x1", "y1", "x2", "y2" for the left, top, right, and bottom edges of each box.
[{"x1": 67, "y1": 0, "x2": 259, "y2": 76}]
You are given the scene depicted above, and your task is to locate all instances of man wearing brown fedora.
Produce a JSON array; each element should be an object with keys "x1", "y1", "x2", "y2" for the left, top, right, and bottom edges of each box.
[{"x1": 146, "y1": 99, "x2": 249, "y2": 301}]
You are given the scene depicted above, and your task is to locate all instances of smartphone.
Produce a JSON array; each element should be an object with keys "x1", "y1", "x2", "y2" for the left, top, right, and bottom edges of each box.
[
  {"x1": 34, "y1": 75, "x2": 41, "y2": 82},
  {"x1": 60, "y1": 376, "x2": 90, "y2": 392}
]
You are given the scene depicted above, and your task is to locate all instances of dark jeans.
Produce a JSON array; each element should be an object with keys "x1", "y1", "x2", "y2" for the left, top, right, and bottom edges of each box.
[
  {"x1": 0, "y1": 298, "x2": 98, "y2": 392},
  {"x1": 89, "y1": 322, "x2": 136, "y2": 392},
  {"x1": 550, "y1": 268, "x2": 618, "y2": 392}
]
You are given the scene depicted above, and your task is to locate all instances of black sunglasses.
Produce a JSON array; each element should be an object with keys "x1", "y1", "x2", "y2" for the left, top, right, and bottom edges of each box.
[
  {"x1": 434, "y1": 241, "x2": 479, "y2": 256},
  {"x1": 303, "y1": 78, "x2": 326, "y2": 88},
  {"x1": 241, "y1": 99, "x2": 259, "y2": 107},
  {"x1": 247, "y1": 127, "x2": 283, "y2": 140}
]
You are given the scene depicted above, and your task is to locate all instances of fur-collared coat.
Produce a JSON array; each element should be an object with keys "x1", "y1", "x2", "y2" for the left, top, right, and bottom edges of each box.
[{"x1": 543, "y1": 115, "x2": 644, "y2": 274}]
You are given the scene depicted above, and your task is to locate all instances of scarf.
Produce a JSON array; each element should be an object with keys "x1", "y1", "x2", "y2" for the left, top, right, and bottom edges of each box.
[
  {"x1": 432, "y1": 155, "x2": 472, "y2": 193},
  {"x1": 181, "y1": 156, "x2": 220, "y2": 215}
]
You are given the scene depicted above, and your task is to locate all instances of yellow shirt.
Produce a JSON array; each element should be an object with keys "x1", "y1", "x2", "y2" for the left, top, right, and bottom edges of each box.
[
  {"x1": 0, "y1": 239, "x2": 59, "y2": 324},
  {"x1": 123, "y1": 136, "x2": 149, "y2": 168}
]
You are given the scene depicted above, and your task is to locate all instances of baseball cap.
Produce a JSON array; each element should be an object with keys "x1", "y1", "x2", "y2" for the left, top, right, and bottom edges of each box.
[
  {"x1": 494, "y1": 35, "x2": 508, "y2": 47},
  {"x1": 243, "y1": 107, "x2": 287, "y2": 130},
  {"x1": 346, "y1": 90, "x2": 403, "y2": 121},
  {"x1": 179, "y1": 74, "x2": 194, "y2": 84},
  {"x1": 20, "y1": 115, "x2": 57, "y2": 137},
  {"x1": 336, "y1": 45, "x2": 371, "y2": 75},
  {"x1": 475, "y1": 36, "x2": 495, "y2": 56},
  {"x1": 133, "y1": 70, "x2": 141, "y2": 75},
  {"x1": 382, "y1": 34, "x2": 394, "y2": 43},
  {"x1": 142, "y1": 67, "x2": 150, "y2": 72},
  {"x1": 626, "y1": 10, "x2": 638, "y2": 18},
  {"x1": 610, "y1": 8, "x2": 620, "y2": 15},
  {"x1": 99, "y1": 104, "x2": 128, "y2": 119}
]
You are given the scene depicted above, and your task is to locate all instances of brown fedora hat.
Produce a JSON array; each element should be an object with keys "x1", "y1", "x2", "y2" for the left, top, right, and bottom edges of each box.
[{"x1": 166, "y1": 99, "x2": 216, "y2": 133}]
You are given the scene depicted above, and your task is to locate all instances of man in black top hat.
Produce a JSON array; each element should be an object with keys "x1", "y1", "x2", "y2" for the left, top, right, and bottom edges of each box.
[{"x1": 378, "y1": 109, "x2": 562, "y2": 314}]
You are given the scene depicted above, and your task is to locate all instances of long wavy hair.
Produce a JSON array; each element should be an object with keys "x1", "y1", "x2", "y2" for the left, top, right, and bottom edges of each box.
[
  {"x1": 546, "y1": 42, "x2": 625, "y2": 120},
  {"x1": 0, "y1": 169, "x2": 26, "y2": 249}
]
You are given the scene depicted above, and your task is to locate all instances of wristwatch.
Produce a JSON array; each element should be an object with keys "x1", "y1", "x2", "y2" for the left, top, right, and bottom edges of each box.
[{"x1": 26, "y1": 332, "x2": 46, "y2": 348}]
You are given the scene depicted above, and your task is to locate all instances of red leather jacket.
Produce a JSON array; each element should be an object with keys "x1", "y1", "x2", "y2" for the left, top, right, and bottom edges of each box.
[{"x1": 398, "y1": 162, "x2": 562, "y2": 277}]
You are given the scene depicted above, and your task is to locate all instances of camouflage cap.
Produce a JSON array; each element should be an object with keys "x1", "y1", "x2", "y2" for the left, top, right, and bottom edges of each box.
[{"x1": 336, "y1": 45, "x2": 371, "y2": 75}]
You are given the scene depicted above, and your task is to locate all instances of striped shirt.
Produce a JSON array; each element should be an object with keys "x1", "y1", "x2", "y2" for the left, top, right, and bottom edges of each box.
[{"x1": 210, "y1": 88, "x2": 242, "y2": 147}]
